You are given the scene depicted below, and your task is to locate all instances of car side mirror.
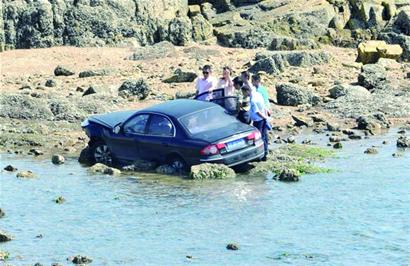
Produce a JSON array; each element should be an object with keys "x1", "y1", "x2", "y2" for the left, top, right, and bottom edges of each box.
[{"x1": 113, "y1": 123, "x2": 122, "y2": 134}]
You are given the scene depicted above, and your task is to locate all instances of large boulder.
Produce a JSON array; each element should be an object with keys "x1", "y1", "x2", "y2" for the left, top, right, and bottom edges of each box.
[
  {"x1": 276, "y1": 83, "x2": 321, "y2": 106},
  {"x1": 358, "y1": 64, "x2": 387, "y2": 90},
  {"x1": 269, "y1": 36, "x2": 318, "y2": 51},
  {"x1": 165, "y1": 17, "x2": 192, "y2": 46},
  {"x1": 118, "y1": 79, "x2": 151, "y2": 100},
  {"x1": 329, "y1": 84, "x2": 370, "y2": 99},
  {"x1": 393, "y1": 9, "x2": 410, "y2": 36},
  {"x1": 357, "y1": 40, "x2": 403, "y2": 64},
  {"x1": 190, "y1": 163, "x2": 236, "y2": 179}
]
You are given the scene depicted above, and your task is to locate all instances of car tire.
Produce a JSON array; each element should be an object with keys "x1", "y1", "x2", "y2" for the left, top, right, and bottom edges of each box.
[
  {"x1": 90, "y1": 141, "x2": 113, "y2": 166},
  {"x1": 168, "y1": 155, "x2": 187, "y2": 173}
]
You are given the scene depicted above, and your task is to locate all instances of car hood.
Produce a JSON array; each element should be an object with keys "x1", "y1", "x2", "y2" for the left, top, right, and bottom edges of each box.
[
  {"x1": 192, "y1": 122, "x2": 254, "y2": 143},
  {"x1": 88, "y1": 110, "x2": 135, "y2": 128}
]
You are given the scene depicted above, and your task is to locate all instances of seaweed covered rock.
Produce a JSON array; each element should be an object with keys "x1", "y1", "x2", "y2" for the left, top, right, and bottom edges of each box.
[
  {"x1": 190, "y1": 163, "x2": 236, "y2": 179},
  {"x1": 276, "y1": 83, "x2": 320, "y2": 106},
  {"x1": 118, "y1": 79, "x2": 151, "y2": 100},
  {"x1": 277, "y1": 168, "x2": 300, "y2": 182}
]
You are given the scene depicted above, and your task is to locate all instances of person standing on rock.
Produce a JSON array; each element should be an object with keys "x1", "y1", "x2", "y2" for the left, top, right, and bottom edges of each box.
[
  {"x1": 217, "y1": 66, "x2": 234, "y2": 96},
  {"x1": 195, "y1": 65, "x2": 217, "y2": 101},
  {"x1": 248, "y1": 84, "x2": 269, "y2": 160}
]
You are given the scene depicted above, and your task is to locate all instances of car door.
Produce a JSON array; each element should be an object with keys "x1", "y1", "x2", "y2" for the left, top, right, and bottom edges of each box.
[
  {"x1": 136, "y1": 114, "x2": 176, "y2": 163},
  {"x1": 106, "y1": 113, "x2": 150, "y2": 162}
]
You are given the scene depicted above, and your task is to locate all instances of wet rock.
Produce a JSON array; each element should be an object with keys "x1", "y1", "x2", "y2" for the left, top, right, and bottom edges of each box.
[
  {"x1": 226, "y1": 243, "x2": 239, "y2": 250},
  {"x1": 118, "y1": 79, "x2": 151, "y2": 100},
  {"x1": 333, "y1": 142, "x2": 343, "y2": 149},
  {"x1": 0, "y1": 209, "x2": 5, "y2": 218},
  {"x1": 0, "y1": 250, "x2": 9, "y2": 261},
  {"x1": 156, "y1": 165, "x2": 177, "y2": 175},
  {"x1": 55, "y1": 196, "x2": 65, "y2": 204},
  {"x1": 291, "y1": 115, "x2": 312, "y2": 127},
  {"x1": 29, "y1": 149, "x2": 43, "y2": 156},
  {"x1": 16, "y1": 170, "x2": 35, "y2": 179},
  {"x1": 89, "y1": 163, "x2": 121, "y2": 176},
  {"x1": 286, "y1": 136, "x2": 295, "y2": 144},
  {"x1": 4, "y1": 165, "x2": 17, "y2": 172},
  {"x1": 82, "y1": 86, "x2": 98, "y2": 97},
  {"x1": 342, "y1": 129, "x2": 355, "y2": 136},
  {"x1": 34, "y1": 263, "x2": 43, "y2": 266},
  {"x1": 68, "y1": 255, "x2": 92, "y2": 264},
  {"x1": 358, "y1": 64, "x2": 387, "y2": 90},
  {"x1": 276, "y1": 83, "x2": 320, "y2": 106},
  {"x1": 277, "y1": 168, "x2": 300, "y2": 182},
  {"x1": 163, "y1": 69, "x2": 197, "y2": 83},
  {"x1": 54, "y1": 65, "x2": 75, "y2": 76},
  {"x1": 326, "y1": 122, "x2": 340, "y2": 132},
  {"x1": 79, "y1": 69, "x2": 111, "y2": 78},
  {"x1": 397, "y1": 136, "x2": 409, "y2": 148},
  {"x1": 122, "y1": 160, "x2": 158, "y2": 172},
  {"x1": 190, "y1": 163, "x2": 236, "y2": 179},
  {"x1": 0, "y1": 230, "x2": 13, "y2": 242},
  {"x1": 356, "y1": 116, "x2": 382, "y2": 132},
  {"x1": 329, "y1": 136, "x2": 342, "y2": 143},
  {"x1": 382, "y1": 140, "x2": 388, "y2": 145},
  {"x1": 51, "y1": 154, "x2": 65, "y2": 165},
  {"x1": 45, "y1": 79, "x2": 57, "y2": 87},
  {"x1": 301, "y1": 139, "x2": 312, "y2": 145},
  {"x1": 364, "y1": 147, "x2": 378, "y2": 154},
  {"x1": 51, "y1": 263, "x2": 63, "y2": 266},
  {"x1": 348, "y1": 134, "x2": 362, "y2": 140}
]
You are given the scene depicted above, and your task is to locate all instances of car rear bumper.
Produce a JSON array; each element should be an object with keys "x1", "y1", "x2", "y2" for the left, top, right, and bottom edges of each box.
[{"x1": 200, "y1": 140, "x2": 265, "y2": 167}]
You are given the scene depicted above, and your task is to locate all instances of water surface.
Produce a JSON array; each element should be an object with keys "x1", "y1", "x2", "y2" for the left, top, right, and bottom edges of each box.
[{"x1": 1, "y1": 130, "x2": 409, "y2": 265}]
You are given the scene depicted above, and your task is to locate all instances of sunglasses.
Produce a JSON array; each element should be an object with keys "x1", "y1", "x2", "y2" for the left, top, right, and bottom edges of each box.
[{"x1": 203, "y1": 71, "x2": 210, "y2": 75}]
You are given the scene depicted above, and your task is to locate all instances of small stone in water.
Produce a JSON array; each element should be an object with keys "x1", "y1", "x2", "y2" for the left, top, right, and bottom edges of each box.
[
  {"x1": 364, "y1": 147, "x2": 378, "y2": 154},
  {"x1": 4, "y1": 165, "x2": 17, "y2": 172},
  {"x1": 226, "y1": 243, "x2": 239, "y2": 250},
  {"x1": 333, "y1": 142, "x2": 343, "y2": 149},
  {"x1": 55, "y1": 196, "x2": 65, "y2": 204}
]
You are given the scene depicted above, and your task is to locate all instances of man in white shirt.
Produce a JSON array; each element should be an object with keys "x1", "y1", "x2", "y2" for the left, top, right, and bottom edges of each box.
[
  {"x1": 248, "y1": 85, "x2": 268, "y2": 160},
  {"x1": 195, "y1": 65, "x2": 217, "y2": 101}
]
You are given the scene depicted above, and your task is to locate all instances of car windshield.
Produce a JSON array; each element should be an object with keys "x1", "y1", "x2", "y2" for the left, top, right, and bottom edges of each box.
[{"x1": 179, "y1": 107, "x2": 237, "y2": 135}]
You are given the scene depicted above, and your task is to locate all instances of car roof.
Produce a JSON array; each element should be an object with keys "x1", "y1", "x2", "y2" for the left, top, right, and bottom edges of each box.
[{"x1": 141, "y1": 99, "x2": 218, "y2": 119}]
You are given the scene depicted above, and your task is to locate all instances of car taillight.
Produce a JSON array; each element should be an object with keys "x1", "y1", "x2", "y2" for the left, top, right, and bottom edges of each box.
[
  {"x1": 200, "y1": 143, "x2": 226, "y2": 155},
  {"x1": 246, "y1": 130, "x2": 261, "y2": 141}
]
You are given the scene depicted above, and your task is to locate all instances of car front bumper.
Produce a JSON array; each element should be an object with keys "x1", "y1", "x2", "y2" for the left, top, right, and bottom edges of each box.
[{"x1": 200, "y1": 140, "x2": 265, "y2": 167}]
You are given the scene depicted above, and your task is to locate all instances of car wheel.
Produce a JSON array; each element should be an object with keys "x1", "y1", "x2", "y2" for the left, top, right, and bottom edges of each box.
[
  {"x1": 169, "y1": 156, "x2": 187, "y2": 172},
  {"x1": 90, "y1": 141, "x2": 113, "y2": 166}
]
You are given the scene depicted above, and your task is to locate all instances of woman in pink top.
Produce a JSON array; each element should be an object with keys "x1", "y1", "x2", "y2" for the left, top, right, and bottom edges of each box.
[
  {"x1": 195, "y1": 65, "x2": 217, "y2": 101},
  {"x1": 217, "y1": 66, "x2": 234, "y2": 96}
]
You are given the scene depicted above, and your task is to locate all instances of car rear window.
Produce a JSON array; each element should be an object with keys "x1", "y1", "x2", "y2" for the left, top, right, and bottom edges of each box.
[{"x1": 179, "y1": 107, "x2": 237, "y2": 135}]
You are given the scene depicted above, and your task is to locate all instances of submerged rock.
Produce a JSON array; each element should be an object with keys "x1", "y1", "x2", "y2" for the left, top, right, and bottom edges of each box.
[
  {"x1": 122, "y1": 160, "x2": 158, "y2": 172},
  {"x1": 55, "y1": 196, "x2": 65, "y2": 204},
  {"x1": 333, "y1": 142, "x2": 343, "y2": 149},
  {"x1": 397, "y1": 136, "x2": 409, "y2": 148},
  {"x1": 68, "y1": 255, "x2": 92, "y2": 264},
  {"x1": 16, "y1": 170, "x2": 35, "y2": 179},
  {"x1": 226, "y1": 243, "x2": 239, "y2": 250},
  {"x1": 277, "y1": 168, "x2": 300, "y2": 182},
  {"x1": 190, "y1": 163, "x2": 236, "y2": 179},
  {"x1": 0, "y1": 209, "x2": 5, "y2": 218},
  {"x1": 0, "y1": 230, "x2": 13, "y2": 242},
  {"x1": 51, "y1": 154, "x2": 65, "y2": 165},
  {"x1": 364, "y1": 147, "x2": 378, "y2": 154},
  {"x1": 89, "y1": 163, "x2": 121, "y2": 176}
]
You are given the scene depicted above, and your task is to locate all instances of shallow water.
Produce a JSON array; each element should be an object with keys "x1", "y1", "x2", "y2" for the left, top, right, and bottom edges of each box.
[{"x1": 1, "y1": 130, "x2": 409, "y2": 266}]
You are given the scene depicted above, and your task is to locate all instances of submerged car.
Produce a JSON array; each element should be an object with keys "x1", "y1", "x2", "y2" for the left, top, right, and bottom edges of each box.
[{"x1": 81, "y1": 99, "x2": 264, "y2": 170}]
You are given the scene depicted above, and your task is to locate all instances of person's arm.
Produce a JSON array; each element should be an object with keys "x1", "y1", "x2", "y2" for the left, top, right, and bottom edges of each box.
[{"x1": 257, "y1": 111, "x2": 267, "y2": 120}]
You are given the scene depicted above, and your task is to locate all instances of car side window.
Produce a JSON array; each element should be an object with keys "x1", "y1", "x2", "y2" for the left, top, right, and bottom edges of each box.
[
  {"x1": 147, "y1": 115, "x2": 174, "y2": 137},
  {"x1": 123, "y1": 114, "x2": 149, "y2": 134}
]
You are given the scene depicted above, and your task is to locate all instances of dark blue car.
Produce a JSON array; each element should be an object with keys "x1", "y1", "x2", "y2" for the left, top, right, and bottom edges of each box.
[{"x1": 81, "y1": 99, "x2": 264, "y2": 170}]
